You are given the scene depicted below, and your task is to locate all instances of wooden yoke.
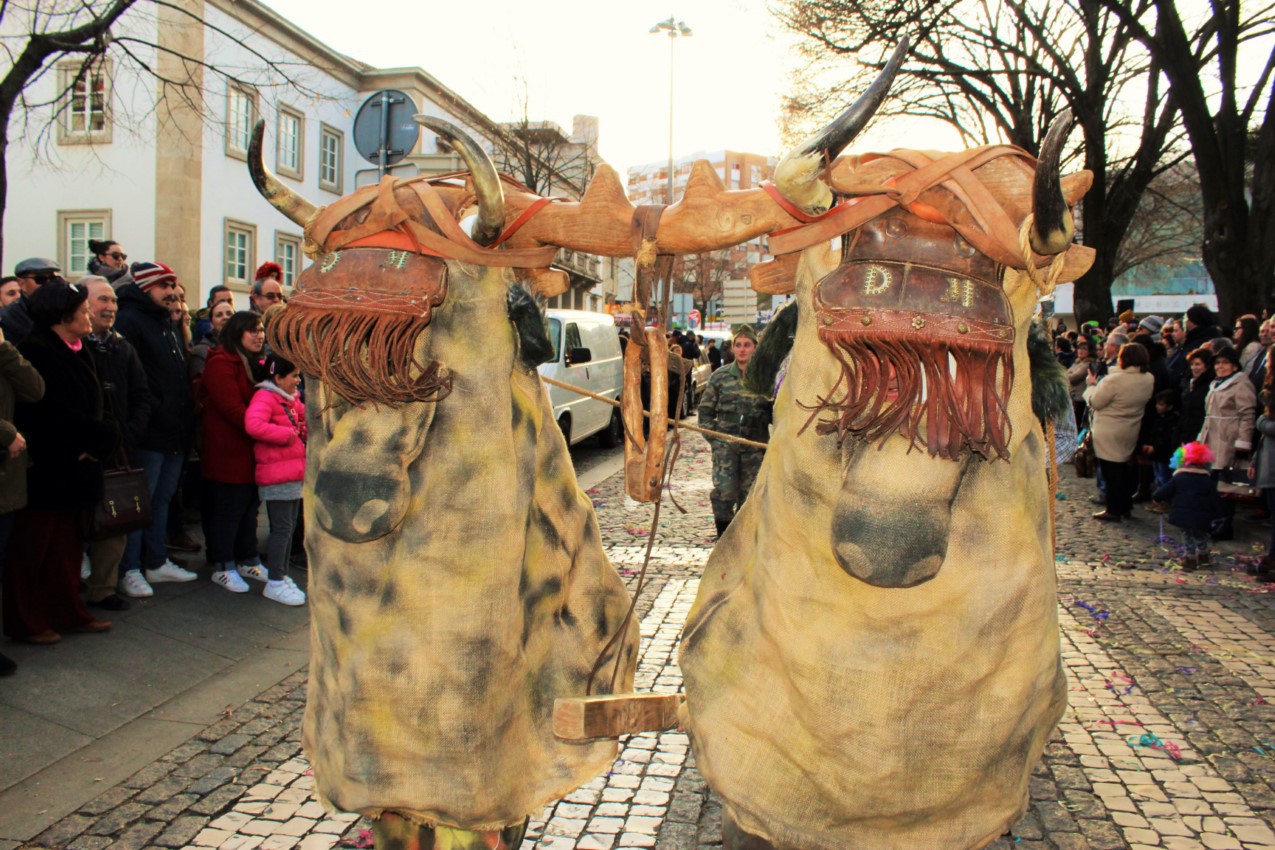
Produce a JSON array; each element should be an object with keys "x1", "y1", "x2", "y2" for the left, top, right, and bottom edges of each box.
[{"x1": 624, "y1": 206, "x2": 674, "y2": 503}]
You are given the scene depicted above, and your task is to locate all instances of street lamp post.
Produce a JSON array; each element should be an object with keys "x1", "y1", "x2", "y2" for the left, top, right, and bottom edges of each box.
[
  {"x1": 649, "y1": 16, "x2": 692, "y2": 207},
  {"x1": 650, "y1": 16, "x2": 691, "y2": 330}
]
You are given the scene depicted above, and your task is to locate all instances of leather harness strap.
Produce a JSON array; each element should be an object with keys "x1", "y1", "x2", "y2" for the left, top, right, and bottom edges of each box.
[
  {"x1": 768, "y1": 145, "x2": 1044, "y2": 271},
  {"x1": 306, "y1": 176, "x2": 559, "y2": 268}
]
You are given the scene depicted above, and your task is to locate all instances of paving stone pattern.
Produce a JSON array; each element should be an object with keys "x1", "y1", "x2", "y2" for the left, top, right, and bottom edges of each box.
[{"x1": 18, "y1": 435, "x2": 1275, "y2": 849}]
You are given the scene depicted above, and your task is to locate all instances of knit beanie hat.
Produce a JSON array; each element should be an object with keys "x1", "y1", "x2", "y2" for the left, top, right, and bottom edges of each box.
[
  {"x1": 130, "y1": 261, "x2": 176, "y2": 292},
  {"x1": 1138, "y1": 315, "x2": 1165, "y2": 339},
  {"x1": 255, "y1": 261, "x2": 282, "y2": 282},
  {"x1": 1118, "y1": 308, "x2": 1136, "y2": 325}
]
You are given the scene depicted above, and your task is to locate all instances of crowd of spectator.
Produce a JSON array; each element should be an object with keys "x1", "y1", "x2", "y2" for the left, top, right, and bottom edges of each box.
[
  {"x1": 1059, "y1": 305, "x2": 1275, "y2": 577},
  {"x1": 0, "y1": 242, "x2": 304, "y2": 677}
]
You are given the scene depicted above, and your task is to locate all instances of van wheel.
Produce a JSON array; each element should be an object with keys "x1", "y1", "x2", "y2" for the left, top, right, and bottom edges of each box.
[
  {"x1": 598, "y1": 408, "x2": 623, "y2": 448},
  {"x1": 557, "y1": 414, "x2": 571, "y2": 446}
]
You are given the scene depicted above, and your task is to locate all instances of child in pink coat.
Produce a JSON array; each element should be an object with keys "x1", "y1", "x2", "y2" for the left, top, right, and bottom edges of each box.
[{"x1": 244, "y1": 354, "x2": 307, "y2": 606}]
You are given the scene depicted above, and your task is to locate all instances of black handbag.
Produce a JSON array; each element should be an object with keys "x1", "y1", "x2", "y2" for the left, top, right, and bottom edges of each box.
[{"x1": 84, "y1": 453, "x2": 152, "y2": 541}]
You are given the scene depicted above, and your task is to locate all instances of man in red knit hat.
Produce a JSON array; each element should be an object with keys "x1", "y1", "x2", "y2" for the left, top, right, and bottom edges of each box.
[{"x1": 250, "y1": 262, "x2": 284, "y2": 315}]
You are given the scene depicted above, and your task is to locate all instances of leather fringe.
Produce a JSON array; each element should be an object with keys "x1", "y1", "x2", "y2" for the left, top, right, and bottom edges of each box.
[
  {"x1": 806, "y1": 328, "x2": 1013, "y2": 461},
  {"x1": 269, "y1": 305, "x2": 451, "y2": 407}
]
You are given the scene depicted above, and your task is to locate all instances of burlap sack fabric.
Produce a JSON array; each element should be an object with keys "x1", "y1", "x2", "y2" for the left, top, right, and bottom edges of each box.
[
  {"x1": 680, "y1": 140, "x2": 1089, "y2": 848},
  {"x1": 281, "y1": 241, "x2": 638, "y2": 826}
]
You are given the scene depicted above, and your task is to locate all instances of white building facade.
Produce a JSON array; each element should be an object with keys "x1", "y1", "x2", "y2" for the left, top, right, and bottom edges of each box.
[{"x1": 2, "y1": 0, "x2": 527, "y2": 309}]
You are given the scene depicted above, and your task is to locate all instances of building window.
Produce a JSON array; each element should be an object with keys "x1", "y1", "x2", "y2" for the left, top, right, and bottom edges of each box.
[
  {"x1": 275, "y1": 233, "x2": 302, "y2": 288},
  {"x1": 319, "y1": 123, "x2": 343, "y2": 194},
  {"x1": 226, "y1": 85, "x2": 258, "y2": 159},
  {"x1": 224, "y1": 219, "x2": 257, "y2": 286},
  {"x1": 56, "y1": 60, "x2": 111, "y2": 144},
  {"x1": 57, "y1": 210, "x2": 112, "y2": 276},
  {"x1": 276, "y1": 106, "x2": 304, "y2": 180}
]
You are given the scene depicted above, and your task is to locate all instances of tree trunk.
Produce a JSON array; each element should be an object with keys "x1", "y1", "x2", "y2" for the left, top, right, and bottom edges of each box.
[
  {"x1": 0, "y1": 130, "x2": 7, "y2": 272},
  {"x1": 1071, "y1": 141, "x2": 1114, "y2": 324}
]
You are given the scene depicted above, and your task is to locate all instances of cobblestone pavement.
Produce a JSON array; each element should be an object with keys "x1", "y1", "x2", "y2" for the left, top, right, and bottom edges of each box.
[{"x1": 15, "y1": 432, "x2": 1275, "y2": 850}]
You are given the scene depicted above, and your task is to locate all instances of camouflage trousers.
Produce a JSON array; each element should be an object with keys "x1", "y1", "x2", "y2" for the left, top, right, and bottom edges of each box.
[{"x1": 709, "y1": 441, "x2": 766, "y2": 523}]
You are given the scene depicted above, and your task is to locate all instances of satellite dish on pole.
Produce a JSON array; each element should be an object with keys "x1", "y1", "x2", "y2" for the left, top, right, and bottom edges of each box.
[{"x1": 352, "y1": 89, "x2": 419, "y2": 177}]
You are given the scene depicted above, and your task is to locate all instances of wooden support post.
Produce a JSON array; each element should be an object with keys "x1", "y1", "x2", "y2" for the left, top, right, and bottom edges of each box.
[{"x1": 553, "y1": 693, "x2": 684, "y2": 740}]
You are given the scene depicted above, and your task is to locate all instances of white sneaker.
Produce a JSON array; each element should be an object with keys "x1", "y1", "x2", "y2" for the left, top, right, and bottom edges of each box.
[
  {"x1": 119, "y1": 569, "x2": 154, "y2": 598},
  {"x1": 237, "y1": 562, "x2": 268, "y2": 583},
  {"x1": 211, "y1": 569, "x2": 250, "y2": 593},
  {"x1": 264, "y1": 579, "x2": 306, "y2": 606},
  {"x1": 80, "y1": 554, "x2": 91, "y2": 581},
  {"x1": 146, "y1": 559, "x2": 198, "y2": 583}
]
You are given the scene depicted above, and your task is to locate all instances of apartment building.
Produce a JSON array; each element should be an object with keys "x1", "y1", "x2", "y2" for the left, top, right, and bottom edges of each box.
[{"x1": 627, "y1": 150, "x2": 777, "y2": 326}]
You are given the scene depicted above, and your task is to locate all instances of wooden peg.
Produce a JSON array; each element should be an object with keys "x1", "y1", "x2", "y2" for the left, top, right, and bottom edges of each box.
[{"x1": 553, "y1": 694, "x2": 683, "y2": 741}]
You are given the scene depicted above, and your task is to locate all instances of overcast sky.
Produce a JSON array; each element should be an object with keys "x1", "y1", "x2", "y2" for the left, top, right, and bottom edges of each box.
[{"x1": 260, "y1": 0, "x2": 951, "y2": 177}]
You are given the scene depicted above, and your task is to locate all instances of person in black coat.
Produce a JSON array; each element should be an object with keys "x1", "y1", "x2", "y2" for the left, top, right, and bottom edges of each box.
[
  {"x1": 1182, "y1": 304, "x2": 1223, "y2": 355},
  {"x1": 707, "y1": 339, "x2": 723, "y2": 371},
  {"x1": 112, "y1": 262, "x2": 198, "y2": 593},
  {"x1": 4, "y1": 283, "x2": 118, "y2": 643},
  {"x1": 1141, "y1": 389, "x2": 1181, "y2": 512},
  {"x1": 82, "y1": 277, "x2": 154, "y2": 609},
  {"x1": 1177, "y1": 348, "x2": 1214, "y2": 447},
  {"x1": 1153, "y1": 441, "x2": 1223, "y2": 571}
]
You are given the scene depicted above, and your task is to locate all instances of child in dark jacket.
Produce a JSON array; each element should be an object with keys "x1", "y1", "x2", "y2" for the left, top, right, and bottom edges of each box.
[
  {"x1": 1142, "y1": 389, "x2": 1181, "y2": 512},
  {"x1": 1152, "y1": 441, "x2": 1222, "y2": 571}
]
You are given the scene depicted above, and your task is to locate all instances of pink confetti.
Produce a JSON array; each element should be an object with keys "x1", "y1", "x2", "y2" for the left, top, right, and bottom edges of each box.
[{"x1": 343, "y1": 828, "x2": 374, "y2": 849}]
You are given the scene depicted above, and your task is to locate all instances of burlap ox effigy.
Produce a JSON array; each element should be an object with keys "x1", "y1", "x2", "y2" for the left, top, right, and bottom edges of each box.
[
  {"x1": 679, "y1": 144, "x2": 1095, "y2": 849},
  {"x1": 265, "y1": 172, "x2": 639, "y2": 832}
]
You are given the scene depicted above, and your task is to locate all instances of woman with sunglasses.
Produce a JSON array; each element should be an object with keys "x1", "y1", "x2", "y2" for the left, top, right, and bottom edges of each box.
[{"x1": 87, "y1": 240, "x2": 130, "y2": 285}]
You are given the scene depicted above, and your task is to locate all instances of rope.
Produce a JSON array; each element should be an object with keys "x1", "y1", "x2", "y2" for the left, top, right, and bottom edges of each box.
[
  {"x1": 585, "y1": 375, "x2": 691, "y2": 697},
  {"x1": 540, "y1": 375, "x2": 768, "y2": 449},
  {"x1": 1046, "y1": 419, "x2": 1058, "y2": 559},
  {"x1": 1017, "y1": 215, "x2": 1070, "y2": 296}
]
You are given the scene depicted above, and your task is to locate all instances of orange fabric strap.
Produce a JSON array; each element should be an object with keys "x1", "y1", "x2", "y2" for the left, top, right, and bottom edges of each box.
[{"x1": 491, "y1": 197, "x2": 558, "y2": 247}]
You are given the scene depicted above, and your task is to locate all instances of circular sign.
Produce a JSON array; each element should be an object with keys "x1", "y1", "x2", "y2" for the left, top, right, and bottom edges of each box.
[
  {"x1": 352, "y1": 89, "x2": 419, "y2": 167},
  {"x1": 688, "y1": 309, "x2": 701, "y2": 329}
]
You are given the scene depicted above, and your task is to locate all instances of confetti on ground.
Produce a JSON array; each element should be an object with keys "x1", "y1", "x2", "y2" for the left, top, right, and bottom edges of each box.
[{"x1": 1128, "y1": 732, "x2": 1183, "y2": 761}]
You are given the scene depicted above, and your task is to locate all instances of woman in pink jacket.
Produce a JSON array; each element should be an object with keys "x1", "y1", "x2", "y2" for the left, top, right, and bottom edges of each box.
[{"x1": 244, "y1": 354, "x2": 307, "y2": 606}]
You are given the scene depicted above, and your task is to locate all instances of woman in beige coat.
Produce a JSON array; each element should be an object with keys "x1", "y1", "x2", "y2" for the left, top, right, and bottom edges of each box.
[
  {"x1": 1084, "y1": 343, "x2": 1154, "y2": 521},
  {"x1": 1198, "y1": 346, "x2": 1257, "y2": 538}
]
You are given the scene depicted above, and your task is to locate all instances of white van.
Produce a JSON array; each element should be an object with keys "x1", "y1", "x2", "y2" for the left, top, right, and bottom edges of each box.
[{"x1": 538, "y1": 309, "x2": 625, "y2": 447}]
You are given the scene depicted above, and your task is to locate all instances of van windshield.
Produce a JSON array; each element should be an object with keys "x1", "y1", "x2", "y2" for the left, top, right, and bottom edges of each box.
[{"x1": 547, "y1": 317, "x2": 561, "y2": 362}]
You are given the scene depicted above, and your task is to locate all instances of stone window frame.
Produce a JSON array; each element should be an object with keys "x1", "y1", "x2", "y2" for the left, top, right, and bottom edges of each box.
[
  {"x1": 275, "y1": 231, "x2": 303, "y2": 289},
  {"x1": 225, "y1": 83, "x2": 259, "y2": 161},
  {"x1": 276, "y1": 104, "x2": 304, "y2": 181},
  {"x1": 318, "y1": 123, "x2": 343, "y2": 195},
  {"x1": 55, "y1": 58, "x2": 112, "y2": 145},
  {"x1": 57, "y1": 209, "x2": 112, "y2": 277},
  {"x1": 224, "y1": 218, "x2": 257, "y2": 289}
]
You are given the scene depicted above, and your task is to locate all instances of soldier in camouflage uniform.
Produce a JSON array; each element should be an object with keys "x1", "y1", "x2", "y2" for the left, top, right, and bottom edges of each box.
[{"x1": 698, "y1": 326, "x2": 771, "y2": 538}]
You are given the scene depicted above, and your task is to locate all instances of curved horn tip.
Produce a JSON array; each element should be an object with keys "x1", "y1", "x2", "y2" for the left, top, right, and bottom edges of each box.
[
  {"x1": 772, "y1": 36, "x2": 909, "y2": 211},
  {"x1": 413, "y1": 114, "x2": 505, "y2": 245},
  {"x1": 247, "y1": 119, "x2": 318, "y2": 228},
  {"x1": 247, "y1": 119, "x2": 268, "y2": 192},
  {"x1": 1031, "y1": 107, "x2": 1077, "y2": 254}
]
